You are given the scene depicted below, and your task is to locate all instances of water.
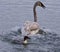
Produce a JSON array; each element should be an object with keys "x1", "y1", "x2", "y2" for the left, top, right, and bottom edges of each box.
[{"x1": 0, "y1": 0, "x2": 60, "y2": 52}]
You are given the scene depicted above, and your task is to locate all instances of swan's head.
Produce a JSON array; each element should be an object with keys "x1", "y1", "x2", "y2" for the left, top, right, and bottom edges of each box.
[
  {"x1": 23, "y1": 36, "x2": 30, "y2": 44},
  {"x1": 35, "y1": 1, "x2": 46, "y2": 8}
]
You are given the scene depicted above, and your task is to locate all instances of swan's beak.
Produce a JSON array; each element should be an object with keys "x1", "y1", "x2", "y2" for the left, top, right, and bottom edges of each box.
[
  {"x1": 42, "y1": 5, "x2": 46, "y2": 9},
  {"x1": 40, "y1": 4, "x2": 46, "y2": 9}
]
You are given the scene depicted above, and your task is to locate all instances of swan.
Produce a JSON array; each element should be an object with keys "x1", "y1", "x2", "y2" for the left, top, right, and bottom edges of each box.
[{"x1": 23, "y1": 1, "x2": 45, "y2": 36}]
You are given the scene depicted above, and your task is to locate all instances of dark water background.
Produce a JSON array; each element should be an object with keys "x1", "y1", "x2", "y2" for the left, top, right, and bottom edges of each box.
[{"x1": 0, "y1": 0, "x2": 60, "y2": 52}]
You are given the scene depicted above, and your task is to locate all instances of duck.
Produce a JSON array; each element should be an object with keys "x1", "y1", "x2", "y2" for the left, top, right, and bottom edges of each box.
[
  {"x1": 23, "y1": 1, "x2": 46, "y2": 36},
  {"x1": 11, "y1": 36, "x2": 30, "y2": 45},
  {"x1": 23, "y1": 36, "x2": 30, "y2": 45}
]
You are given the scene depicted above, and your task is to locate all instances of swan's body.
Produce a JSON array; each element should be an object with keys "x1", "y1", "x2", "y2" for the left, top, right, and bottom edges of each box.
[
  {"x1": 23, "y1": 1, "x2": 45, "y2": 35},
  {"x1": 24, "y1": 21, "x2": 39, "y2": 35}
]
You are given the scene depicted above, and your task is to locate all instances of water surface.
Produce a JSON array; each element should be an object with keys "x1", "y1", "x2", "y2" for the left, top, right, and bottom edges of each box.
[{"x1": 0, "y1": 0, "x2": 60, "y2": 52}]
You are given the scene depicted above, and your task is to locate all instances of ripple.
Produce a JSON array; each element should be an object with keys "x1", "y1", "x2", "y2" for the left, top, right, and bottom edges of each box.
[{"x1": 0, "y1": 27, "x2": 60, "y2": 52}]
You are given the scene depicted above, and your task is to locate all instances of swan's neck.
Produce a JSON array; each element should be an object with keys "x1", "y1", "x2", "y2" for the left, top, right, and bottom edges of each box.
[
  {"x1": 33, "y1": 1, "x2": 45, "y2": 22},
  {"x1": 33, "y1": 4, "x2": 37, "y2": 22}
]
